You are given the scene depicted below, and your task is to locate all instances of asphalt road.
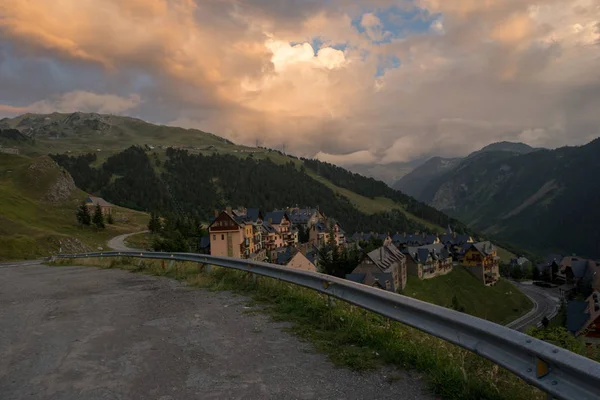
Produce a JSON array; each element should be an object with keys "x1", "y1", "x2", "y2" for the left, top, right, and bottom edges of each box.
[
  {"x1": 107, "y1": 231, "x2": 148, "y2": 252},
  {"x1": 506, "y1": 282, "x2": 560, "y2": 332},
  {"x1": 0, "y1": 262, "x2": 432, "y2": 400}
]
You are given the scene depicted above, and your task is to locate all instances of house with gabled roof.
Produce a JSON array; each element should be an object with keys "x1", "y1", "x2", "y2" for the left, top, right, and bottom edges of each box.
[
  {"x1": 392, "y1": 232, "x2": 440, "y2": 250},
  {"x1": 462, "y1": 241, "x2": 501, "y2": 286},
  {"x1": 557, "y1": 256, "x2": 600, "y2": 292},
  {"x1": 347, "y1": 244, "x2": 407, "y2": 292},
  {"x1": 208, "y1": 209, "x2": 246, "y2": 258},
  {"x1": 404, "y1": 243, "x2": 453, "y2": 279},
  {"x1": 275, "y1": 246, "x2": 317, "y2": 272},
  {"x1": 310, "y1": 219, "x2": 345, "y2": 247},
  {"x1": 85, "y1": 196, "x2": 113, "y2": 215},
  {"x1": 265, "y1": 211, "x2": 297, "y2": 247},
  {"x1": 287, "y1": 207, "x2": 325, "y2": 229},
  {"x1": 566, "y1": 291, "x2": 600, "y2": 344}
]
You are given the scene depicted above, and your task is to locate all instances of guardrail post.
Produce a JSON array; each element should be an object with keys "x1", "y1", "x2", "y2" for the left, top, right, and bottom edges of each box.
[{"x1": 168, "y1": 260, "x2": 175, "y2": 270}]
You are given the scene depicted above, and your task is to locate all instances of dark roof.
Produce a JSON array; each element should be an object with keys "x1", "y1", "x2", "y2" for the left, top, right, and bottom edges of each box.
[
  {"x1": 472, "y1": 241, "x2": 497, "y2": 257},
  {"x1": 199, "y1": 236, "x2": 210, "y2": 249},
  {"x1": 246, "y1": 208, "x2": 263, "y2": 222},
  {"x1": 85, "y1": 196, "x2": 112, "y2": 207},
  {"x1": 276, "y1": 247, "x2": 295, "y2": 265},
  {"x1": 417, "y1": 248, "x2": 430, "y2": 264},
  {"x1": 264, "y1": 211, "x2": 288, "y2": 225},
  {"x1": 439, "y1": 233, "x2": 472, "y2": 245},
  {"x1": 289, "y1": 208, "x2": 318, "y2": 224},
  {"x1": 365, "y1": 244, "x2": 404, "y2": 272},
  {"x1": 346, "y1": 273, "x2": 366, "y2": 283},
  {"x1": 571, "y1": 259, "x2": 589, "y2": 279},
  {"x1": 262, "y1": 221, "x2": 277, "y2": 233},
  {"x1": 372, "y1": 273, "x2": 395, "y2": 292},
  {"x1": 378, "y1": 233, "x2": 390, "y2": 241},
  {"x1": 566, "y1": 301, "x2": 590, "y2": 334},
  {"x1": 305, "y1": 249, "x2": 317, "y2": 265}
]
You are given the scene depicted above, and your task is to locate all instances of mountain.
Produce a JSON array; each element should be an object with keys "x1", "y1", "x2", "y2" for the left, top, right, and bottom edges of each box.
[
  {"x1": 346, "y1": 159, "x2": 426, "y2": 186},
  {"x1": 0, "y1": 153, "x2": 147, "y2": 260},
  {"x1": 417, "y1": 139, "x2": 600, "y2": 258},
  {"x1": 393, "y1": 142, "x2": 538, "y2": 201},
  {"x1": 0, "y1": 112, "x2": 234, "y2": 155}
]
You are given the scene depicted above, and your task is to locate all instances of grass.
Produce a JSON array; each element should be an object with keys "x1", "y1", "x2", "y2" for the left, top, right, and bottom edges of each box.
[
  {"x1": 404, "y1": 266, "x2": 533, "y2": 325},
  {"x1": 47, "y1": 257, "x2": 547, "y2": 400},
  {"x1": 0, "y1": 154, "x2": 148, "y2": 261},
  {"x1": 124, "y1": 232, "x2": 156, "y2": 250},
  {"x1": 305, "y1": 170, "x2": 442, "y2": 232},
  {"x1": 496, "y1": 246, "x2": 516, "y2": 264}
]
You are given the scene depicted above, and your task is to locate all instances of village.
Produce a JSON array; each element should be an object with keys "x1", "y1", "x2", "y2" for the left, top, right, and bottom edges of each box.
[{"x1": 85, "y1": 195, "x2": 600, "y2": 345}]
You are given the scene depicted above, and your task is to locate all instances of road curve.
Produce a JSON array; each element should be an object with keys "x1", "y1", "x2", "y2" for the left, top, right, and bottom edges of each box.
[
  {"x1": 506, "y1": 282, "x2": 560, "y2": 331},
  {"x1": 0, "y1": 262, "x2": 432, "y2": 400},
  {"x1": 107, "y1": 230, "x2": 149, "y2": 252}
]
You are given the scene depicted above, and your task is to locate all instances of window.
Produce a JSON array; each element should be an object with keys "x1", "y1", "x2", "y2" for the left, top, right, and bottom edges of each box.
[
  {"x1": 221, "y1": 234, "x2": 225, "y2": 240},
  {"x1": 212, "y1": 235, "x2": 216, "y2": 240}
]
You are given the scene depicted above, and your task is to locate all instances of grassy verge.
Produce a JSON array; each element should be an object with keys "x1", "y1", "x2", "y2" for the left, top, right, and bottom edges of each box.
[
  {"x1": 404, "y1": 267, "x2": 533, "y2": 325},
  {"x1": 47, "y1": 257, "x2": 547, "y2": 400},
  {"x1": 124, "y1": 232, "x2": 155, "y2": 250}
]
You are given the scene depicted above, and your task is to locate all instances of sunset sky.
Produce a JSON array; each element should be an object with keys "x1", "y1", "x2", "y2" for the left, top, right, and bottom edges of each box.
[{"x1": 1, "y1": 0, "x2": 599, "y2": 164}]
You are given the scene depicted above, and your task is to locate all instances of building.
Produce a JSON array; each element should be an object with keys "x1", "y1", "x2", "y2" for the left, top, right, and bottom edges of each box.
[
  {"x1": 208, "y1": 210, "x2": 247, "y2": 258},
  {"x1": 347, "y1": 244, "x2": 407, "y2": 292},
  {"x1": 462, "y1": 241, "x2": 501, "y2": 286},
  {"x1": 566, "y1": 291, "x2": 600, "y2": 344},
  {"x1": 275, "y1": 246, "x2": 317, "y2": 272},
  {"x1": 287, "y1": 207, "x2": 325, "y2": 229},
  {"x1": 536, "y1": 254, "x2": 562, "y2": 280},
  {"x1": 85, "y1": 196, "x2": 113, "y2": 215},
  {"x1": 391, "y1": 232, "x2": 440, "y2": 250},
  {"x1": 556, "y1": 256, "x2": 600, "y2": 292},
  {"x1": 310, "y1": 219, "x2": 345, "y2": 247},
  {"x1": 264, "y1": 211, "x2": 297, "y2": 247},
  {"x1": 438, "y1": 228, "x2": 474, "y2": 260},
  {"x1": 404, "y1": 243, "x2": 453, "y2": 280}
]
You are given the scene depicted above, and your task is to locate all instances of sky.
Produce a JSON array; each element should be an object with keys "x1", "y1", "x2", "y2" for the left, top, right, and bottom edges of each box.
[{"x1": 1, "y1": 0, "x2": 599, "y2": 165}]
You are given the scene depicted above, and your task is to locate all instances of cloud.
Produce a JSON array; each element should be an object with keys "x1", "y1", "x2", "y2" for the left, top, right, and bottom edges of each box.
[
  {"x1": 0, "y1": 0, "x2": 599, "y2": 163},
  {"x1": 315, "y1": 150, "x2": 379, "y2": 165},
  {"x1": 0, "y1": 91, "x2": 141, "y2": 115}
]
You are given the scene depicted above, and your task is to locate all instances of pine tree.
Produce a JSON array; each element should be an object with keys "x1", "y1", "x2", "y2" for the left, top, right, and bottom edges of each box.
[
  {"x1": 76, "y1": 202, "x2": 91, "y2": 226},
  {"x1": 92, "y1": 204, "x2": 105, "y2": 229},
  {"x1": 107, "y1": 213, "x2": 115, "y2": 225}
]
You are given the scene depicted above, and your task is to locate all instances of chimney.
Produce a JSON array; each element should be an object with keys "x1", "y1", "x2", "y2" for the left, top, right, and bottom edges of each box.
[{"x1": 226, "y1": 206, "x2": 232, "y2": 214}]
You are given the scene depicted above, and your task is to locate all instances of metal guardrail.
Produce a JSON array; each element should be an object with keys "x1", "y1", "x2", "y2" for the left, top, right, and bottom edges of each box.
[{"x1": 52, "y1": 251, "x2": 600, "y2": 400}]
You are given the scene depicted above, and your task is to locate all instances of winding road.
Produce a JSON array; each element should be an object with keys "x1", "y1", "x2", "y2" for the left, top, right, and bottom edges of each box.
[
  {"x1": 506, "y1": 282, "x2": 560, "y2": 332},
  {"x1": 0, "y1": 261, "x2": 432, "y2": 400},
  {"x1": 107, "y1": 230, "x2": 149, "y2": 252}
]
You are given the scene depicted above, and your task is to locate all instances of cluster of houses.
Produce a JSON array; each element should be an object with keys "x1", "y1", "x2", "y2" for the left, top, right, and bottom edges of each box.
[
  {"x1": 208, "y1": 207, "x2": 343, "y2": 272},
  {"x1": 344, "y1": 229, "x2": 501, "y2": 291},
  {"x1": 207, "y1": 208, "x2": 502, "y2": 292},
  {"x1": 540, "y1": 255, "x2": 600, "y2": 344}
]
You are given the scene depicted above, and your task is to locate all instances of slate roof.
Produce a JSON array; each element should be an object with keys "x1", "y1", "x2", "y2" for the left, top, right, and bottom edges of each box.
[
  {"x1": 372, "y1": 273, "x2": 395, "y2": 292},
  {"x1": 264, "y1": 211, "x2": 288, "y2": 225},
  {"x1": 439, "y1": 233, "x2": 472, "y2": 245},
  {"x1": 199, "y1": 236, "x2": 210, "y2": 249},
  {"x1": 405, "y1": 243, "x2": 450, "y2": 264},
  {"x1": 262, "y1": 221, "x2": 277, "y2": 233},
  {"x1": 245, "y1": 208, "x2": 263, "y2": 222},
  {"x1": 346, "y1": 273, "x2": 366, "y2": 283},
  {"x1": 567, "y1": 301, "x2": 590, "y2": 334},
  {"x1": 365, "y1": 244, "x2": 404, "y2": 272},
  {"x1": 288, "y1": 208, "x2": 317, "y2": 224},
  {"x1": 472, "y1": 241, "x2": 497, "y2": 257},
  {"x1": 85, "y1": 196, "x2": 112, "y2": 207},
  {"x1": 276, "y1": 247, "x2": 296, "y2": 265}
]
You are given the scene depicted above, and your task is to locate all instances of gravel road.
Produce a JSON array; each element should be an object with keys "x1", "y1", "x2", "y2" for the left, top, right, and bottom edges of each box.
[
  {"x1": 0, "y1": 262, "x2": 433, "y2": 400},
  {"x1": 107, "y1": 231, "x2": 148, "y2": 252}
]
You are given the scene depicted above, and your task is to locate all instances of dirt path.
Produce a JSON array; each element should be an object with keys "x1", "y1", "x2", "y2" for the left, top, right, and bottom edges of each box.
[
  {"x1": 107, "y1": 230, "x2": 148, "y2": 251},
  {"x1": 0, "y1": 262, "x2": 432, "y2": 400}
]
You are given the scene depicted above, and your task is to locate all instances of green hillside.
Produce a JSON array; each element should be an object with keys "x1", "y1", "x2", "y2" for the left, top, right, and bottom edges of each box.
[
  {"x1": 405, "y1": 267, "x2": 532, "y2": 325},
  {"x1": 0, "y1": 153, "x2": 147, "y2": 261}
]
